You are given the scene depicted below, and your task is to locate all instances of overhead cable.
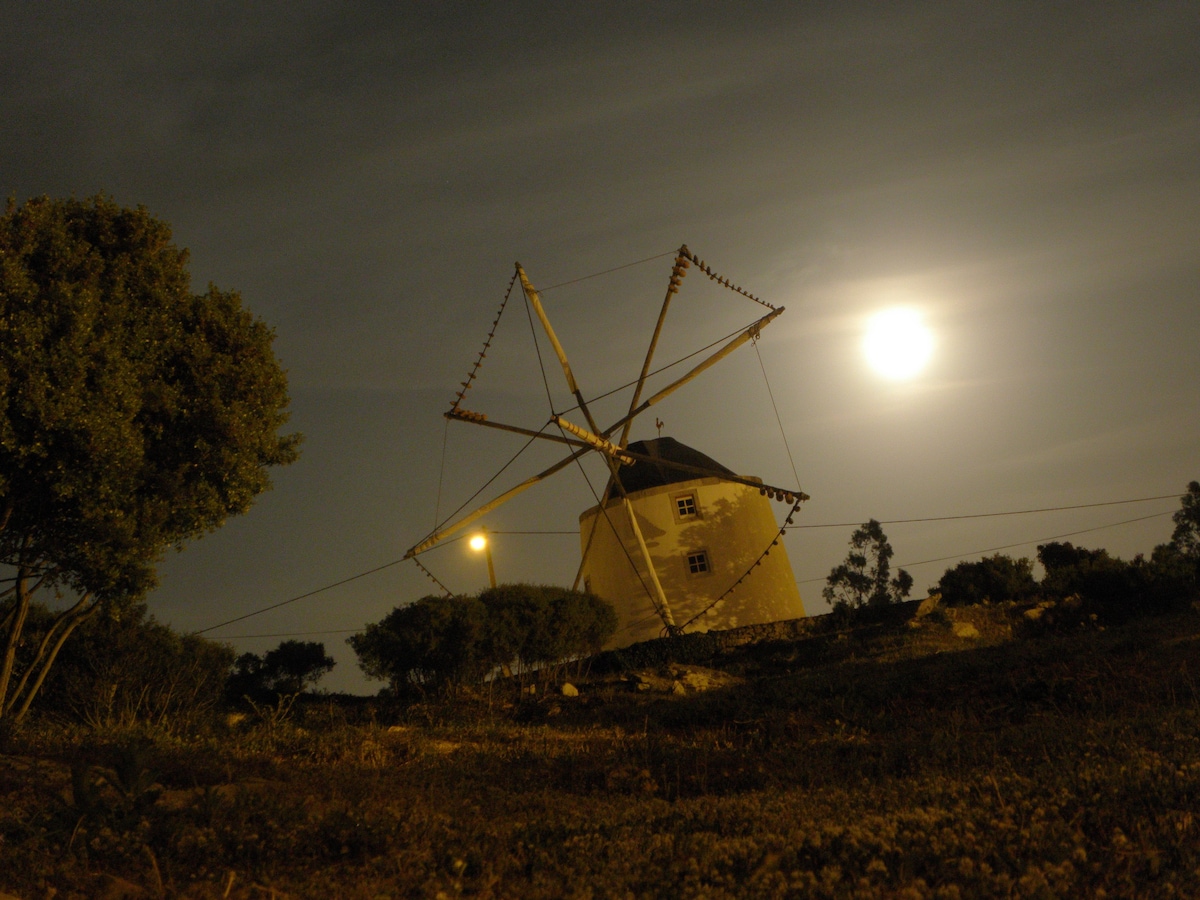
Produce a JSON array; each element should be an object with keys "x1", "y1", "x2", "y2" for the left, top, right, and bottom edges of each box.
[
  {"x1": 797, "y1": 509, "x2": 1174, "y2": 586},
  {"x1": 192, "y1": 492, "x2": 1182, "y2": 636}
]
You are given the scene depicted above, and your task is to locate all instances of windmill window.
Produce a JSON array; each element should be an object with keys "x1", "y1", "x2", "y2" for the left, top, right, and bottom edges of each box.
[
  {"x1": 674, "y1": 493, "x2": 698, "y2": 519},
  {"x1": 687, "y1": 551, "x2": 711, "y2": 575}
]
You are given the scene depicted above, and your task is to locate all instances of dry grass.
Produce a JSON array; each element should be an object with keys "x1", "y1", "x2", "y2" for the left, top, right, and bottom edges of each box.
[{"x1": 3, "y1": 603, "x2": 1199, "y2": 898}]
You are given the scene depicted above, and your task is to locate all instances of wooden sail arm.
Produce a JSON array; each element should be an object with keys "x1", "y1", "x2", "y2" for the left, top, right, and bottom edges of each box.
[
  {"x1": 518, "y1": 264, "x2": 580, "y2": 395},
  {"x1": 602, "y1": 305, "x2": 785, "y2": 440},
  {"x1": 552, "y1": 415, "x2": 636, "y2": 464},
  {"x1": 447, "y1": 408, "x2": 806, "y2": 502},
  {"x1": 404, "y1": 446, "x2": 592, "y2": 558},
  {"x1": 617, "y1": 245, "x2": 690, "y2": 448},
  {"x1": 446, "y1": 408, "x2": 592, "y2": 452}
]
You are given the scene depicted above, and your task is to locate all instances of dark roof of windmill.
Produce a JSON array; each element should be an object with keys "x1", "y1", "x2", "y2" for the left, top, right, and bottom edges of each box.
[{"x1": 607, "y1": 437, "x2": 738, "y2": 497}]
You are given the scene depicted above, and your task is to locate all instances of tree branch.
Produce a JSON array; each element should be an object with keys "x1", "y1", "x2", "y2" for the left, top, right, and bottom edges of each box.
[
  {"x1": 0, "y1": 553, "x2": 37, "y2": 719},
  {"x1": 9, "y1": 593, "x2": 99, "y2": 722}
]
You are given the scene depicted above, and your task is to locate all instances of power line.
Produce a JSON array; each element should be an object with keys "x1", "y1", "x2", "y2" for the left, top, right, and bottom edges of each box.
[
  {"x1": 191, "y1": 558, "x2": 410, "y2": 636},
  {"x1": 214, "y1": 628, "x2": 362, "y2": 640},
  {"x1": 787, "y1": 493, "x2": 1181, "y2": 530},
  {"x1": 191, "y1": 491, "x2": 1182, "y2": 636},
  {"x1": 537, "y1": 250, "x2": 677, "y2": 294},
  {"x1": 797, "y1": 509, "x2": 1174, "y2": 586}
]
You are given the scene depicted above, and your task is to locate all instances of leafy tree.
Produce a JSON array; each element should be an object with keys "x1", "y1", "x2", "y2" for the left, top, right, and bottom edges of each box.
[
  {"x1": 0, "y1": 195, "x2": 299, "y2": 722},
  {"x1": 1169, "y1": 481, "x2": 1200, "y2": 560},
  {"x1": 1136, "y1": 481, "x2": 1200, "y2": 610},
  {"x1": 479, "y1": 584, "x2": 617, "y2": 682},
  {"x1": 349, "y1": 585, "x2": 617, "y2": 695},
  {"x1": 1037, "y1": 541, "x2": 1152, "y2": 616},
  {"x1": 349, "y1": 594, "x2": 490, "y2": 694},
  {"x1": 229, "y1": 640, "x2": 335, "y2": 698},
  {"x1": 934, "y1": 554, "x2": 1038, "y2": 607},
  {"x1": 823, "y1": 519, "x2": 912, "y2": 610}
]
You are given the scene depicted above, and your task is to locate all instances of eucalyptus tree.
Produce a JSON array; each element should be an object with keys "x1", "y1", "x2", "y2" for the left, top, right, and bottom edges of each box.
[
  {"x1": 0, "y1": 195, "x2": 299, "y2": 721},
  {"x1": 823, "y1": 519, "x2": 913, "y2": 610}
]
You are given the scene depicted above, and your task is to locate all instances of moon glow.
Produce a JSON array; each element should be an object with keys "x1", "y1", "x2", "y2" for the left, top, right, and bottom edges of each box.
[{"x1": 863, "y1": 308, "x2": 934, "y2": 380}]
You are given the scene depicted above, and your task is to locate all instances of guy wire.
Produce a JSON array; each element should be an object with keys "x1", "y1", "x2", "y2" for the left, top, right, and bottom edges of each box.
[
  {"x1": 538, "y1": 249, "x2": 677, "y2": 294},
  {"x1": 753, "y1": 337, "x2": 801, "y2": 491},
  {"x1": 434, "y1": 415, "x2": 450, "y2": 531}
]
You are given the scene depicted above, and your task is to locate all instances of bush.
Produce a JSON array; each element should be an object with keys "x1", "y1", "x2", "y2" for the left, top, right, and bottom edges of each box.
[
  {"x1": 349, "y1": 585, "x2": 617, "y2": 695},
  {"x1": 1036, "y1": 541, "x2": 1194, "y2": 621},
  {"x1": 30, "y1": 603, "x2": 234, "y2": 733},
  {"x1": 226, "y1": 640, "x2": 335, "y2": 703},
  {"x1": 348, "y1": 594, "x2": 491, "y2": 694},
  {"x1": 479, "y1": 585, "x2": 617, "y2": 682},
  {"x1": 934, "y1": 554, "x2": 1038, "y2": 606}
]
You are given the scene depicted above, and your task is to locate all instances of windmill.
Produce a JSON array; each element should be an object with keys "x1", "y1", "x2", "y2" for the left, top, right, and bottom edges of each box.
[{"x1": 404, "y1": 246, "x2": 809, "y2": 646}]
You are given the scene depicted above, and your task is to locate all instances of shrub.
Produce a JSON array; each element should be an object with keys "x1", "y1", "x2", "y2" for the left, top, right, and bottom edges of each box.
[
  {"x1": 30, "y1": 603, "x2": 234, "y2": 733},
  {"x1": 348, "y1": 594, "x2": 490, "y2": 694},
  {"x1": 1036, "y1": 541, "x2": 1194, "y2": 620},
  {"x1": 349, "y1": 585, "x2": 617, "y2": 695},
  {"x1": 226, "y1": 640, "x2": 335, "y2": 702},
  {"x1": 478, "y1": 585, "x2": 617, "y2": 681},
  {"x1": 934, "y1": 554, "x2": 1038, "y2": 606}
]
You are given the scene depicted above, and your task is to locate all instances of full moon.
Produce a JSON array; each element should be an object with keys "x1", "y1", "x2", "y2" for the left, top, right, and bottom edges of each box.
[{"x1": 863, "y1": 308, "x2": 934, "y2": 380}]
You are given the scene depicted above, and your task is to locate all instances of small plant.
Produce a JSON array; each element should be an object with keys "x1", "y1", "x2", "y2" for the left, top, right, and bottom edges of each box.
[{"x1": 244, "y1": 691, "x2": 300, "y2": 729}]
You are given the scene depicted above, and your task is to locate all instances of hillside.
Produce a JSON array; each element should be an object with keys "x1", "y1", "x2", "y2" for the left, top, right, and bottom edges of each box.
[{"x1": 3, "y1": 599, "x2": 1199, "y2": 898}]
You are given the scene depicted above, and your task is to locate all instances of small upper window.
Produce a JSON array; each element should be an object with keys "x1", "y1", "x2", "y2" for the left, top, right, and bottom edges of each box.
[
  {"x1": 687, "y1": 551, "x2": 710, "y2": 575},
  {"x1": 675, "y1": 494, "x2": 697, "y2": 518}
]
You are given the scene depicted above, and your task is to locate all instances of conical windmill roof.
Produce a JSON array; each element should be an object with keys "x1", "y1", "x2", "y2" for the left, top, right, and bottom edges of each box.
[{"x1": 609, "y1": 437, "x2": 738, "y2": 497}]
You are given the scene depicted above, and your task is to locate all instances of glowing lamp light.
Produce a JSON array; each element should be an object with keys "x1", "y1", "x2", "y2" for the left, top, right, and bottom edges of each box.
[{"x1": 469, "y1": 531, "x2": 497, "y2": 588}]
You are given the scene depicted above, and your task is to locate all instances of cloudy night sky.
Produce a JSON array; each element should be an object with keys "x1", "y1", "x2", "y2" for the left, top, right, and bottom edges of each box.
[{"x1": 4, "y1": 3, "x2": 1197, "y2": 692}]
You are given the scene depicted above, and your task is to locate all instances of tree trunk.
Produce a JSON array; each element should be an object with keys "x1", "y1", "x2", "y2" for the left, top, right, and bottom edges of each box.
[
  {"x1": 0, "y1": 569, "x2": 33, "y2": 720},
  {"x1": 10, "y1": 595, "x2": 98, "y2": 722}
]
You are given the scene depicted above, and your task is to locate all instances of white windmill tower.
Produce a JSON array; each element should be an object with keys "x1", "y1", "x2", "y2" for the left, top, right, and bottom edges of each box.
[{"x1": 405, "y1": 246, "x2": 808, "y2": 648}]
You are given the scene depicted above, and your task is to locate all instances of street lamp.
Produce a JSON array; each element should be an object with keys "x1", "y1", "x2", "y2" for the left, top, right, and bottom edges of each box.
[{"x1": 469, "y1": 529, "x2": 497, "y2": 588}]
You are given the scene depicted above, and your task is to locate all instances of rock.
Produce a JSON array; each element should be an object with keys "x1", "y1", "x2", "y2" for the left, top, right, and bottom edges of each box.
[
  {"x1": 679, "y1": 671, "x2": 712, "y2": 691},
  {"x1": 1024, "y1": 607, "x2": 1045, "y2": 621},
  {"x1": 671, "y1": 681, "x2": 687, "y2": 696},
  {"x1": 953, "y1": 622, "x2": 980, "y2": 639},
  {"x1": 561, "y1": 682, "x2": 579, "y2": 697},
  {"x1": 915, "y1": 593, "x2": 941, "y2": 617}
]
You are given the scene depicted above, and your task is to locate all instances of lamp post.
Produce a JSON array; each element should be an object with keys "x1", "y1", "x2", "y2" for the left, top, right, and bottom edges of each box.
[{"x1": 469, "y1": 528, "x2": 497, "y2": 589}]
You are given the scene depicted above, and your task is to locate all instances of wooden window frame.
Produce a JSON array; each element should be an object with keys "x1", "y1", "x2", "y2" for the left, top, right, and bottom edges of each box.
[
  {"x1": 672, "y1": 491, "x2": 700, "y2": 523},
  {"x1": 686, "y1": 549, "x2": 712, "y2": 576}
]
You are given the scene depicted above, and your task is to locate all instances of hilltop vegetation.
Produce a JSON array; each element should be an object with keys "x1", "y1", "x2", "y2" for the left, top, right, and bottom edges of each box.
[{"x1": 2, "y1": 593, "x2": 1199, "y2": 898}]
